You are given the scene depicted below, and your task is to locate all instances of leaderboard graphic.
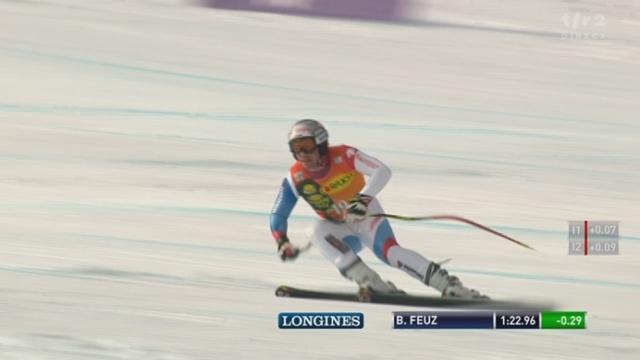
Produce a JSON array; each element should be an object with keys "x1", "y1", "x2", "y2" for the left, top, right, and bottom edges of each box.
[{"x1": 568, "y1": 220, "x2": 619, "y2": 255}]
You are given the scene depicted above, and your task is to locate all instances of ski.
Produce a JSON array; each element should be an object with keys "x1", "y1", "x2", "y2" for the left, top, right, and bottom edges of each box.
[{"x1": 275, "y1": 285, "x2": 554, "y2": 311}]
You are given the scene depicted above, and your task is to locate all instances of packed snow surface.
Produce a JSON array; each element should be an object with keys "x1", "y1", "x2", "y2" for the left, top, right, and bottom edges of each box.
[{"x1": 0, "y1": 0, "x2": 639, "y2": 359}]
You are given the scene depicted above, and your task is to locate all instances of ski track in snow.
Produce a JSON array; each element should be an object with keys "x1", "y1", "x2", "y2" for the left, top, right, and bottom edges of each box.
[{"x1": 1, "y1": 0, "x2": 639, "y2": 359}]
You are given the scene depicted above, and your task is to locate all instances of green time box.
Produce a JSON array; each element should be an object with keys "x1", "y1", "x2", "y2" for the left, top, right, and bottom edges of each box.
[{"x1": 541, "y1": 311, "x2": 587, "y2": 329}]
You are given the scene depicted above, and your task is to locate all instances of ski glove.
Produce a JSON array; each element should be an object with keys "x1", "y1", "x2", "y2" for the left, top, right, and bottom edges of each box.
[
  {"x1": 277, "y1": 235, "x2": 300, "y2": 262},
  {"x1": 346, "y1": 193, "x2": 373, "y2": 223}
]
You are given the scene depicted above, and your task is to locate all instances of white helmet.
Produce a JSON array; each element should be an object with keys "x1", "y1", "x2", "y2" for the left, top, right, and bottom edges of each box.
[
  {"x1": 288, "y1": 119, "x2": 329, "y2": 155},
  {"x1": 288, "y1": 119, "x2": 328, "y2": 144}
]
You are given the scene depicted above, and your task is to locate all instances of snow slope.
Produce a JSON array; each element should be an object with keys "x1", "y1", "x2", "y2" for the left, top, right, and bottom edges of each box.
[{"x1": 0, "y1": 0, "x2": 639, "y2": 359}]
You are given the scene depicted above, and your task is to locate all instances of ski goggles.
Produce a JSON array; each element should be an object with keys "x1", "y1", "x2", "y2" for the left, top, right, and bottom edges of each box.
[{"x1": 289, "y1": 137, "x2": 317, "y2": 155}]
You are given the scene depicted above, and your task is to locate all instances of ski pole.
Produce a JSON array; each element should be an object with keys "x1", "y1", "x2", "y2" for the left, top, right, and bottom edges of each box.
[{"x1": 369, "y1": 213, "x2": 536, "y2": 251}]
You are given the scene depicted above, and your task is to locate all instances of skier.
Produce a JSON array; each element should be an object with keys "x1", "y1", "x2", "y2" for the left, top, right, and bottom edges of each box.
[{"x1": 270, "y1": 119, "x2": 487, "y2": 299}]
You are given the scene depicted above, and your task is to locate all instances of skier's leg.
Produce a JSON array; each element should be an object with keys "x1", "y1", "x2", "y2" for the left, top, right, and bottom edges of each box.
[
  {"x1": 359, "y1": 213, "x2": 435, "y2": 283},
  {"x1": 360, "y1": 200, "x2": 488, "y2": 299},
  {"x1": 310, "y1": 219, "x2": 397, "y2": 293}
]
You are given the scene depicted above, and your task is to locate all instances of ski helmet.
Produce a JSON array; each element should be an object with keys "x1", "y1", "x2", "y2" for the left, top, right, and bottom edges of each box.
[{"x1": 288, "y1": 119, "x2": 329, "y2": 157}]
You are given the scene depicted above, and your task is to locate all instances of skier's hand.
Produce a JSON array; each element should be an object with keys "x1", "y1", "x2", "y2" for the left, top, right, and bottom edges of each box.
[
  {"x1": 277, "y1": 236, "x2": 300, "y2": 262},
  {"x1": 346, "y1": 193, "x2": 373, "y2": 223}
]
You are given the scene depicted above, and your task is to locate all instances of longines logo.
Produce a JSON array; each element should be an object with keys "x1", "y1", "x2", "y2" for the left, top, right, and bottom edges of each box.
[{"x1": 278, "y1": 312, "x2": 364, "y2": 329}]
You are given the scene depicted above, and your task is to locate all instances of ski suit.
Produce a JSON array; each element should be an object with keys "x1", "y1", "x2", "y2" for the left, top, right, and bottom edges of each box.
[{"x1": 270, "y1": 145, "x2": 441, "y2": 284}]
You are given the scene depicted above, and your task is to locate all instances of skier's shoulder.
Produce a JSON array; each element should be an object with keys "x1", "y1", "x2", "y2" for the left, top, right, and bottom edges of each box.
[
  {"x1": 289, "y1": 159, "x2": 302, "y2": 172},
  {"x1": 288, "y1": 158, "x2": 316, "y2": 186},
  {"x1": 330, "y1": 144, "x2": 386, "y2": 170},
  {"x1": 288, "y1": 161, "x2": 304, "y2": 183},
  {"x1": 329, "y1": 144, "x2": 359, "y2": 159}
]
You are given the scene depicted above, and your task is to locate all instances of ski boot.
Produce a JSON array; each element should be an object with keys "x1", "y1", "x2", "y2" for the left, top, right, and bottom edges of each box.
[
  {"x1": 426, "y1": 264, "x2": 489, "y2": 300},
  {"x1": 342, "y1": 259, "x2": 404, "y2": 302}
]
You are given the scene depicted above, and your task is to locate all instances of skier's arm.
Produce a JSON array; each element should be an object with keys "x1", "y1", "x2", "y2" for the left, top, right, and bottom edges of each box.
[
  {"x1": 352, "y1": 149, "x2": 392, "y2": 197},
  {"x1": 270, "y1": 176, "x2": 299, "y2": 245}
]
